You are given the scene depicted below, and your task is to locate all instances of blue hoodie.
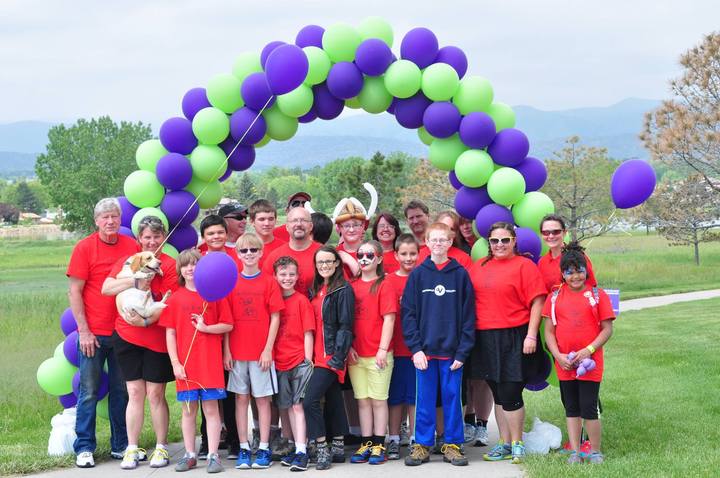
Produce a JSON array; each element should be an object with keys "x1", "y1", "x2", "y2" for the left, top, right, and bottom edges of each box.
[{"x1": 401, "y1": 257, "x2": 476, "y2": 363}]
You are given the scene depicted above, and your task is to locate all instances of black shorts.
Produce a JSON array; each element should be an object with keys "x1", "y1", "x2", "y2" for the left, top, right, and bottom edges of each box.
[
  {"x1": 112, "y1": 332, "x2": 174, "y2": 383},
  {"x1": 470, "y1": 326, "x2": 544, "y2": 383}
]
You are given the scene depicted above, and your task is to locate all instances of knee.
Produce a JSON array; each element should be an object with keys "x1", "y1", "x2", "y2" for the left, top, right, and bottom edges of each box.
[{"x1": 146, "y1": 388, "x2": 167, "y2": 407}]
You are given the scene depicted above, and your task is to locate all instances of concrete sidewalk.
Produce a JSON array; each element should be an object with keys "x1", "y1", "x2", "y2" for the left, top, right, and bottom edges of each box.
[{"x1": 620, "y1": 289, "x2": 720, "y2": 312}]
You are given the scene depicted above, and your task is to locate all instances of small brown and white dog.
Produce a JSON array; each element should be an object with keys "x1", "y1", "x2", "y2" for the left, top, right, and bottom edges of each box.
[{"x1": 115, "y1": 251, "x2": 171, "y2": 323}]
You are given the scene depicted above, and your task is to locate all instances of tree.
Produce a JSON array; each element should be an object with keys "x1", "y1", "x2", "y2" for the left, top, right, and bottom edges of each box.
[
  {"x1": 402, "y1": 159, "x2": 456, "y2": 213},
  {"x1": 35, "y1": 117, "x2": 152, "y2": 232},
  {"x1": 0, "y1": 203, "x2": 19, "y2": 224},
  {"x1": 236, "y1": 172, "x2": 257, "y2": 205},
  {"x1": 652, "y1": 175, "x2": 720, "y2": 265},
  {"x1": 641, "y1": 32, "x2": 720, "y2": 193},
  {"x1": 543, "y1": 136, "x2": 619, "y2": 241},
  {"x1": 12, "y1": 181, "x2": 42, "y2": 213}
]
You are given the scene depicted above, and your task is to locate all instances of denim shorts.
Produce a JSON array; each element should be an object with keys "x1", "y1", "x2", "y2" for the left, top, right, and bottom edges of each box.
[{"x1": 176, "y1": 388, "x2": 227, "y2": 402}]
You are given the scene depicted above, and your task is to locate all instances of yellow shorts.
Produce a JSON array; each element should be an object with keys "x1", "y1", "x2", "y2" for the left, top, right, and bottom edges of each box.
[{"x1": 348, "y1": 353, "x2": 394, "y2": 400}]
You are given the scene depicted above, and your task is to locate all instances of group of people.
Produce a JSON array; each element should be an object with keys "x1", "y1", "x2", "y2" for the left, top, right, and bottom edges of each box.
[{"x1": 66, "y1": 192, "x2": 615, "y2": 474}]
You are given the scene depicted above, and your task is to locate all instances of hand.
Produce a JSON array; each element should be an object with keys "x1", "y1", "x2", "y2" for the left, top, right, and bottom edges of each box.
[
  {"x1": 450, "y1": 360, "x2": 463, "y2": 371},
  {"x1": 375, "y1": 349, "x2": 388, "y2": 369},
  {"x1": 571, "y1": 347, "x2": 591, "y2": 365},
  {"x1": 523, "y1": 337, "x2": 537, "y2": 354},
  {"x1": 412, "y1": 351, "x2": 428, "y2": 370},
  {"x1": 347, "y1": 347, "x2": 359, "y2": 365},
  {"x1": 259, "y1": 349, "x2": 272, "y2": 371},
  {"x1": 191, "y1": 314, "x2": 207, "y2": 332},
  {"x1": 172, "y1": 362, "x2": 186, "y2": 380},
  {"x1": 555, "y1": 353, "x2": 573, "y2": 371},
  {"x1": 223, "y1": 349, "x2": 233, "y2": 371},
  {"x1": 78, "y1": 329, "x2": 100, "y2": 358},
  {"x1": 124, "y1": 310, "x2": 145, "y2": 327}
]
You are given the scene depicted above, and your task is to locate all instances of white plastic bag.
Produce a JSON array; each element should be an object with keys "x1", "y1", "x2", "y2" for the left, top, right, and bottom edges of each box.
[
  {"x1": 522, "y1": 417, "x2": 562, "y2": 454},
  {"x1": 48, "y1": 408, "x2": 77, "y2": 456}
]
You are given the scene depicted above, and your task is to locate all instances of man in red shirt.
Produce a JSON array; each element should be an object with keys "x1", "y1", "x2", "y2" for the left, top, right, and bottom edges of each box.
[
  {"x1": 403, "y1": 200, "x2": 431, "y2": 252},
  {"x1": 218, "y1": 202, "x2": 248, "y2": 249},
  {"x1": 249, "y1": 199, "x2": 286, "y2": 269},
  {"x1": 273, "y1": 192, "x2": 312, "y2": 243}
]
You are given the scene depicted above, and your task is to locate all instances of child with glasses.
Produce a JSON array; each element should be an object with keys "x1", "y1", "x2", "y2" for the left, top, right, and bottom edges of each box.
[{"x1": 537, "y1": 214, "x2": 597, "y2": 292}]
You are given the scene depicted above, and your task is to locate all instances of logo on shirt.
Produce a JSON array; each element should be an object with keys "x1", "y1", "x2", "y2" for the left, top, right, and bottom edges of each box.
[{"x1": 422, "y1": 285, "x2": 456, "y2": 297}]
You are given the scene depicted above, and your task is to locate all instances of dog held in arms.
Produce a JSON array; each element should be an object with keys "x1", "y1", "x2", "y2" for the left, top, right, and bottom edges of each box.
[{"x1": 116, "y1": 251, "x2": 171, "y2": 323}]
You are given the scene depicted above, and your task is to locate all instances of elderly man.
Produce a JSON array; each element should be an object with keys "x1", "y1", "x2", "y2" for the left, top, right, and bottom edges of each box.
[{"x1": 67, "y1": 198, "x2": 140, "y2": 468}]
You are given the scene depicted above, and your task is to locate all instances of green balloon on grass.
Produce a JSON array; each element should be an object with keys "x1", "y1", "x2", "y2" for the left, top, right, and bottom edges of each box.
[
  {"x1": 358, "y1": 77, "x2": 393, "y2": 114},
  {"x1": 358, "y1": 16, "x2": 394, "y2": 47},
  {"x1": 455, "y1": 150, "x2": 494, "y2": 188},
  {"x1": 190, "y1": 145, "x2": 226, "y2": 182},
  {"x1": 345, "y1": 97, "x2": 361, "y2": 109},
  {"x1": 255, "y1": 134, "x2": 271, "y2": 148},
  {"x1": 136, "y1": 139, "x2": 168, "y2": 172},
  {"x1": 131, "y1": 207, "x2": 169, "y2": 236},
  {"x1": 471, "y1": 237, "x2": 490, "y2": 262},
  {"x1": 418, "y1": 127, "x2": 434, "y2": 145},
  {"x1": 184, "y1": 177, "x2": 222, "y2": 209},
  {"x1": 162, "y1": 243, "x2": 179, "y2": 259},
  {"x1": 37, "y1": 357, "x2": 76, "y2": 396},
  {"x1": 206, "y1": 73, "x2": 244, "y2": 114},
  {"x1": 422, "y1": 63, "x2": 460, "y2": 102},
  {"x1": 429, "y1": 134, "x2": 468, "y2": 171},
  {"x1": 124, "y1": 170, "x2": 165, "y2": 208},
  {"x1": 263, "y1": 107, "x2": 298, "y2": 141},
  {"x1": 486, "y1": 102, "x2": 516, "y2": 131},
  {"x1": 487, "y1": 168, "x2": 526, "y2": 206},
  {"x1": 232, "y1": 52, "x2": 262, "y2": 82},
  {"x1": 192, "y1": 107, "x2": 230, "y2": 145},
  {"x1": 322, "y1": 23, "x2": 362, "y2": 62},
  {"x1": 384, "y1": 60, "x2": 422, "y2": 99},
  {"x1": 452, "y1": 76, "x2": 494, "y2": 115},
  {"x1": 303, "y1": 47, "x2": 332, "y2": 86},
  {"x1": 512, "y1": 191, "x2": 555, "y2": 232},
  {"x1": 277, "y1": 84, "x2": 314, "y2": 117},
  {"x1": 97, "y1": 396, "x2": 109, "y2": 420}
]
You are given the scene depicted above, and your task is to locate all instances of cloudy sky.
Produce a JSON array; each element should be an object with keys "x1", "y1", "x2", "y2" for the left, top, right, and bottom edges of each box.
[{"x1": 1, "y1": 0, "x2": 718, "y2": 126}]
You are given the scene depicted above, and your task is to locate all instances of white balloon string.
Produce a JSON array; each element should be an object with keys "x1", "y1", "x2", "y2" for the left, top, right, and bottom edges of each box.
[
  {"x1": 182, "y1": 301, "x2": 208, "y2": 412},
  {"x1": 584, "y1": 208, "x2": 617, "y2": 248}
]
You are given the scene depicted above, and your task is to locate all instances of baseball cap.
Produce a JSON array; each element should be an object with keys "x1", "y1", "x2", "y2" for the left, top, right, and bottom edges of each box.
[
  {"x1": 218, "y1": 203, "x2": 248, "y2": 219},
  {"x1": 287, "y1": 192, "x2": 311, "y2": 207}
]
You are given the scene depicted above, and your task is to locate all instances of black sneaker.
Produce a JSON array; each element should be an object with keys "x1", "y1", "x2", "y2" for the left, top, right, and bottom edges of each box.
[
  {"x1": 331, "y1": 439, "x2": 346, "y2": 463},
  {"x1": 198, "y1": 441, "x2": 209, "y2": 461},
  {"x1": 227, "y1": 443, "x2": 240, "y2": 460},
  {"x1": 316, "y1": 443, "x2": 331, "y2": 471},
  {"x1": 290, "y1": 452, "x2": 309, "y2": 472}
]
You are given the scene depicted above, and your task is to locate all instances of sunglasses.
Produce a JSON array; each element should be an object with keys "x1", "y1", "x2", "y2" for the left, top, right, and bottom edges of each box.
[
  {"x1": 226, "y1": 215, "x2": 247, "y2": 221},
  {"x1": 489, "y1": 237, "x2": 513, "y2": 245},
  {"x1": 541, "y1": 229, "x2": 563, "y2": 237},
  {"x1": 563, "y1": 267, "x2": 587, "y2": 276},
  {"x1": 290, "y1": 200, "x2": 306, "y2": 208},
  {"x1": 238, "y1": 248, "x2": 259, "y2": 254},
  {"x1": 356, "y1": 251, "x2": 376, "y2": 260}
]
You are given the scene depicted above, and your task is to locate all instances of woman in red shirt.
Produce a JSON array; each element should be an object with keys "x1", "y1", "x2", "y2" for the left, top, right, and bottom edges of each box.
[
  {"x1": 537, "y1": 214, "x2": 597, "y2": 292},
  {"x1": 370, "y1": 213, "x2": 402, "y2": 274}
]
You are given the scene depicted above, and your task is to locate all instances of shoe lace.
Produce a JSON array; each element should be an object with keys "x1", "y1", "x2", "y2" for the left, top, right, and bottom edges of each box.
[
  {"x1": 356, "y1": 441, "x2": 373, "y2": 455},
  {"x1": 150, "y1": 447, "x2": 169, "y2": 461},
  {"x1": 123, "y1": 448, "x2": 146, "y2": 461},
  {"x1": 489, "y1": 443, "x2": 506, "y2": 455},
  {"x1": 410, "y1": 444, "x2": 427, "y2": 458},
  {"x1": 441, "y1": 443, "x2": 461, "y2": 458},
  {"x1": 371, "y1": 444, "x2": 386, "y2": 455}
]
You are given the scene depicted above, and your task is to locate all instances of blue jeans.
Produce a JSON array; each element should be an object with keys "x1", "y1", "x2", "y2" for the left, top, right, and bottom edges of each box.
[{"x1": 74, "y1": 334, "x2": 128, "y2": 454}]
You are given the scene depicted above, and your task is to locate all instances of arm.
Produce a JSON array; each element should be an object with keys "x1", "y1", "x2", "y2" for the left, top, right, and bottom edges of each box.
[
  {"x1": 375, "y1": 312, "x2": 395, "y2": 369},
  {"x1": 259, "y1": 312, "x2": 280, "y2": 371},
  {"x1": 543, "y1": 316, "x2": 572, "y2": 370},
  {"x1": 304, "y1": 330, "x2": 314, "y2": 362},
  {"x1": 328, "y1": 287, "x2": 355, "y2": 370},
  {"x1": 452, "y1": 274, "x2": 476, "y2": 370},
  {"x1": 223, "y1": 333, "x2": 233, "y2": 371},
  {"x1": 69, "y1": 277, "x2": 99, "y2": 357},
  {"x1": 523, "y1": 295, "x2": 545, "y2": 354},
  {"x1": 338, "y1": 250, "x2": 360, "y2": 277},
  {"x1": 166, "y1": 327, "x2": 186, "y2": 379},
  {"x1": 401, "y1": 274, "x2": 427, "y2": 370},
  {"x1": 571, "y1": 319, "x2": 614, "y2": 365},
  {"x1": 101, "y1": 276, "x2": 135, "y2": 296}
]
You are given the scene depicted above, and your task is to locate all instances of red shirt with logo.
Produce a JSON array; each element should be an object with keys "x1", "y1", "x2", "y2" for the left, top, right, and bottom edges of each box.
[
  {"x1": 418, "y1": 246, "x2": 472, "y2": 270},
  {"x1": 274, "y1": 291, "x2": 315, "y2": 371},
  {"x1": 386, "y1": 272, "x2": 411, "y2": 357},
  {"x1": 262, "y1": 242, "x2": 321, "y2": 297},
  {"x1": 311, "y1": 286, "x2": 347, "y2": 383},
  {"x1": 350, "y1": 278, "x2": 398, "y2": 357}
]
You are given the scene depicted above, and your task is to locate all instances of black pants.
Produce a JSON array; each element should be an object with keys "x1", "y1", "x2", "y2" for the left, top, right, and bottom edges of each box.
[
  {"x1": 559, "y1": 380, "x2": 601, "y2": 420},
  {"x1": 303, "y1": 367, "x2": 349, "y2": 440},
  {"x1": 486, "y1": 380, "x2": 525, "y2": 412},
  {"x1": 201, "y1": 371, "x2": 239, "y2": 447}
]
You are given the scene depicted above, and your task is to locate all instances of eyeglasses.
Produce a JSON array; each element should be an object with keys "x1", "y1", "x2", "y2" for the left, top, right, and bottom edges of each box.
[
  {"x1": 541, "y1": 229, "x2": 563, "y2": 237},
  {"x1": 316, "y1": 259, "x2": 337, "y2": 267},
  {"x1": 341, "y1": 222, "x2": 363, "y2": 231},
  {"x1": 563, "y1": 267, "x2": 587, "y2": 276},
  {"x1": 376, "y1": 224, "x2": 394, "y2": 231},
  {"x1": 226, "y1": 215, "x2": 247, "y2": 221},
  {"x1": 427, "y1": 238, "x2": 450, "y2": 244},
  {"x1": 238, "y1": 248, "x2": 259, "y2": 254},
  {"x1": 489, "y1": 237, "x2": 513, "y2": 245},
  {"x1": 290, "y1": 200, "x2": 307, "y2": 208},
  {"x1": 287, "y1": 218, "x2": 311, "y2": 224},
  {"x1": 357, "y1": 251, "x2": 376, "y2": 260}
]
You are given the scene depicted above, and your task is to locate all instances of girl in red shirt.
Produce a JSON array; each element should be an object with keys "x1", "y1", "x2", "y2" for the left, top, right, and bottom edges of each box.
[
  {"x1": 371, "y1": 212, "x2": 402, "y2": 274},
  {"x1": 537, "y1": 214, "x2": 597, "y2": 292},
  {"x1": 542, "y1": 242, "x2": 614, "y2": 465}
]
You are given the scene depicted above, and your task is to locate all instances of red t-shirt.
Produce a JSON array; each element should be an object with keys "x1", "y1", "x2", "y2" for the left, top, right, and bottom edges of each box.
[
  {"x1": 158, "y1": 287, "x2": 232, "y2": 391},
  {"x1": 109, "y1": 252, "x2": 178, "y2": 352},
  {"x1": 350, "y1": 278, "x2": 398, "y2": 357},
  {"x1": 538, "y1": 251, "x2": 597, "y2": 292},
  {"x1": 542, "y1": 286, "x2": 615, "y2": 382},
  {"x1": 198, "y1": 244, "x2": 242, "y2": 271},
  {"x1": 66, "y1": 233, "x2": 141, "y2": 336},
  {"x1": 382, "y1": 250, "x2": 400, "y2": 274},
  {"x1": 259, "y1": 236, "x2": 287, "y2": 270},
  {"x1": 273, "y1": 224, "x2": 290, "y2": 243},
  {"x1": 469, "y1": 255, "x2": 547, "y2": 330},
  {"x1": 386, "y1": 272, "x2": 412, "y2": 357},
  {"x1": 274, "y1": 291, "x2": 315, "y2": 371},
  {"x1": 418, "y1": 246, "x2": 472, "y2": 270},
  {"x1": 336, "y1": 242, "x2": 359, "y2": 279},
  {"x1": 262, "y1": 242, "x2": 321, "y2": 297},
  {"x1": 311, "y1": 286, "x2": 346, "y2": 382}
]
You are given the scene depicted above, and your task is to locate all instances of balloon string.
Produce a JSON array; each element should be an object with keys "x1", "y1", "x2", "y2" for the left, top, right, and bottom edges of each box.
[
  {"x1": 154, "y1": 96, "x2": 275, "y2": 256},
  {"x1": 182, "y1": 301, "x2": 209, "y2": 413},
  {"x1": 584, "y1": 208, "x2": 617, "y2": 248}
]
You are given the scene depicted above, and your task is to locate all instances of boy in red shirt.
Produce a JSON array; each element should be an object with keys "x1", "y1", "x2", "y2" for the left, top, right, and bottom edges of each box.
[{"x1": 249, "y1": 199, "x2": 286, "y2": 269}]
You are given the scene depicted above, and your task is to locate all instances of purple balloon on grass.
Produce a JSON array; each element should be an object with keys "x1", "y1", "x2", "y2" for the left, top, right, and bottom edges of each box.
[
  {"x1": 475, "y1": 204, "x2": 514, "y2": 238},
  {"x1": 459, "y1": 112, "x2": 496, "y2": 149},
  {"x1": 59, "y1": 392, "x2": 78, "y2": 409},
  {"x1": 73, "y1": 370, "x2": 109, "y2": 400},
  {"x1": 327, "y1": 62, "x2": 364, "y2": 99},
  {"x1": 355, "y1": 38, "x2": 393, "y2": 76},
  {"x1": 161, "y1": 191, "x2": 199, "y2": 227},
  {"x1": 118, "y1": 196, "x2": 139, "y2": 228},
  {"x1": 610, "y1": 159, "x2": 657, "y2": 209},
  {"x1": 487, "y1": 128, "x2": 530, "y2": 167},
  {"x1": 265, "y1": 44, "x2": 309, "y2": 95},
  {"x1": 63, "y1": 330, "x2": 79, "y2": 366},
  {"x1": 181, "y1": 87, "x2": 211, "y2": 121},
  {"x1": 296, "y1": 24, "x2": 325, "y2": 48},
  {"x1": 514, "y1": 156, "x2": 547, "y2": 192},
  {"x1": 313, "y1": 84, "x2": 344, "y2": 120},
  {"x1": 167, "y1": 225, "x2": 199, "y2": 253},
  {"x1": 230, "y1": 107, "x2": 267, "y2": 145},
  {"x1": 60, "y1": 308, "x2": 77, "y2": 336},
  {"x1": 455, "y1": 186, "x2": 492, "y2": 219},
  {"x1": 401, "y1": 27, "x2": 439, "y2": 69},
  {"x1": 515, "y1": 226, "x2": 542, "y2": 263},
  {"x1": 156, "y1": 153, "x2": 193, "y2": 190},
  {"x1": 435, "y1": 45, "x2": 468, "y2": 78},
  {"x1": 195, "y1": 252, "x2": 239, "y2": 302},
  {"x1": 260, "y1": 40, "x2": 286, "y2": 69},
  {"x1": 220, "y1": 139, "x2": 255, "y2": 171},
  {"x1": 394, "y1": 93, "x2": 432, "y2": 129},
  {"x1": 423, "y1": 101, "x2": 461, "y2": 138},
  {"x1": 159, "y1": 117, "x2": 197, "y2": 155},
  {"x1": 241, "y1": 72, "x2": 276, "y2": 111},
  {"x1": 448, "y1": 171, "x2": 462, "y2": 190}
]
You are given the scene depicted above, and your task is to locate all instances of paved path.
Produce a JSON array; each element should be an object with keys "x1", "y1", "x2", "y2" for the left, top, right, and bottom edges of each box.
[{"x1": 620, "y1": 289, "x2": 720, "y2": 312}]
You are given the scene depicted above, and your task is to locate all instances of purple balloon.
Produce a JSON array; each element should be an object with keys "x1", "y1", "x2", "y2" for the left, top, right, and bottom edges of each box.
[
  {"x1": 327, "y1": 62, "x2": 364, "y2": 99},
  {"x1": 313, "y1": 84, "x2": 344, "y2": 120},
  {"x1": 611, "y1": 159, "x2": 657, "y2": 209},
  {"x1": 355, "y1": 38, "x2": 393, "y2": 76},
  {"x1": 220, "y1": 138, "x2": 256, "y2": 171},
  {"x1": 59, "y1": 392, "x2": 77, "y2": 409},
  {"x1": 265, "y1": 44, "x2": 310, "y2": 95},
  {"x1": 195, "y1": 252, "x2": 239, "y2": 302},
  {"x1": 241, "y1": 72, "x2": 276, "y2": 111},
  {"x1": 514, "y1": 156, "x2": 547, "y2": 192},
  {"x1": 119, "y1": 226, "x2": 135, "y2": 238},
  {"x1": 156, "y1": 153, "x2": 193, "y2": 190},
  {"x1": 296, "y1": 24, "x2": 325, "y2": 48},
  {"x1": 218, "y1": 166, "x2": 232, "y2": 183},
  {"x1": 63, "y1": 330, "x2": 79, "y2": 366},
  {"x1": 230, "y1": 107, "x2": 267, "y2": 145},
  {"x1": 515, "y1": 227, "x2": 542, "y2": 263},
  {"x1": 298, "y1": 107, "x2": 318, "y2": 123},
  {"x1": 159, "y1": 117, "x2": 197, "y2": 155},
  {"x1": 117, "y1": 196, "x2": 139, "y2": 228},
  {"x1": 474, "y1": 204, "x2": 514, "y2": 238},
  {"x1": 260, "y1": 41, "x2": 286, "y2": 69},
  {"x1": 73, "y1": 370, "x2": 109, "y2": 400},
  {"x1": 487, "y1": 128, "x2": 530, "y2": 167},
  {"x1": 60, "y1": 307, "x2": 77, "y2": 336},
  {"x1": 422, "y1": 101, "x2": 461, "y2": 138},
  {"x1": 448, "y1": 171, "x2": 462, "y2": 190},
  {"x1": 435, "y1": 46, "x2": 468, "y2": 78},
  {"x1": 394, "y1": 93, "x2": 432, "y2": 129},
  {"x1": 454, "y1": 186, "x2": 492, "y2": 219},
  {"x1": 400, "y1": 27, "x2": 439, "y2": 69},
  {"x1": 386, "y1": 98, "x2": 397, "y2": 115},
  {"x1": 181, "y1": 87, "x2": 211, "y2": 121},
  {"x1": 459, "y1": 112, "x2": 496, "y2": 149},
  {"x1": 161, "y1": 190, "x2": 199, "y2": 227},
  {"x1": 585, "y1": 360, "x2": 597, "y2": 372},
  {"x1": 167, "y1": 224, "x2": 199, "y2": 252}
]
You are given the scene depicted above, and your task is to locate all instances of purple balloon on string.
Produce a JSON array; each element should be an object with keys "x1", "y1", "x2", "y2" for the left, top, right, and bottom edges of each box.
[
  {"x1": 514, "y1": 156, "x2": 547, "y2": 192},
  {"x1": 475, "y1": 204, "x2": 514, "y2": 238},
  {"x1": 181, "y1": 87, "x2": 211, "y2": 121},
  {"x1": 260, "y1": 40, "x2": 286, "y2": 69},
  {"x1": 167, "y1": 224, "x2": 199, "y2": 252},
  {"x1": 119, "y1": 226, "x2": 134, "y2": 238},
  {"x1": 296, "y1": 24, "x2": 325, "y2": 48},
  {"x1": 487, "y1": 128, "x2": 530, "y2": 167},
  {"x1": 220, "y1": 138, "x2": 256, "y2": 171},
  {"x1": 298, "y1": 107, "x2": 318, "y2": 123},
  {"x1": 195, "y1": 252, "x2": 240, "y2": 302},
  {"x1": 63, "y1": 331, "x2": 79, "y2": 366},
  {"x1": 423, "y1": 101, "x2": 461, "y2": 138},
  {"x1": 161, "y1": 191, "x2": 199, "y2": 227},
  {"x1": 117, "y1": 196, "x2": 139, "y2": 228},
  {"x1": 313, "y1": 84, "x2": 344, "y2": 120},
  {"x1": 327, "y1": 62, "x2": 364, "y2": 99},
  {"x1": 241, "y1": 72, "x2": 276, "y2": 111},
  {"x1": 459, "y1": 112, "x2": 496, "y2": 149},
  {"x1": 515, "y1": 227, "x2": 542, "y2": 262},
  {"x1": 435, "y1": 45, "x2": 468, "y2": 78},
  {"x1": 394, "y1": 93, "x2": 432, "y2": 129},
  {"x1": 59, "y1": 392, "x2": 77, "y2": 409},
  {"x1": 265, "y1": 44, "x2": 309, "y2": 95},
  {"x1": 60, "y1": 308, "x2": 77, "y2": 336},
  {"x1": 156, "y1": 153, "x2": 193, "y2": 190},
  {"x1": 355, "y1": 38, "x2": 393, "y2": 76},
  {"x1": 610, "y1": 159, "x2": 657, "y2": 209},
  {"x1": 230, "y1": 107, "x2": 267, "y2": 145},
  {"x1": 455, "y1": 186, "x2": 492, "y2": 219},
  {"x1": 448, "y1": 171, "x2": 462, "y2": 190},
  {"x1": 159, "y1": 117, "x2": 197, "y2": 155},
  {"x1": 73, "y1": 370, "x2": 109, "y2": 400},
  {"x1": 401, "y1": 27, "x2": 439, "y2": 68}
]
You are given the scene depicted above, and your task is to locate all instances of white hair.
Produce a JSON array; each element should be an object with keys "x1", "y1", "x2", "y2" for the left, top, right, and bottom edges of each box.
[{"x1": 94, "y1": 197, "x2": 121, "y2": 218}]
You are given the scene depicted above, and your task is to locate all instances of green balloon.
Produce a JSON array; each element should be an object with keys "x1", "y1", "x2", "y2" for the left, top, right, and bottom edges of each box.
[
  {"x1": 322, "y1": 23, "x2": 362, "y2": 63},
  {"x1": 135, "y1": 139, "x2": 168, "y2": 172},
  {"x1": 206, "y1": 73, "x2": 244, "y2": 114},
  {"x1": 428, "y1": 134, "x2": 468, "y2": 171},
  {"x1": 487, "y1": 167, "x2": 526, "y2": 206},
  {"x1": 53, "y1": 342, "x2": 64, "y2": 359},
  {"x1": 358, "y1": 77, "x2": 392, "y2": 114},
  {"x1": 470, "y1": 237, "x2": 490, "y2": 262},
  {"x1": 418, "y1": 127, "x2": 434, "y2": 146},
  {"x1": 455, "y1": 150, "x2": 494, "y2": 188},
  {"x1": 345, "y1": 97, "x2": 361, "y2": 109},
  {"x1": 192, "y1": 107, "x2": 230, "y2": 145},
  {"x1": 452, "y1": 76, "x2": 494, "y2": 115},
  {"x1": 263, "y1": 107, "x2": 299, "y2": 141},
  {"x1": 277, "y1": 84, "x2": 314, "y2": 117},
  {"x1": 358, "y1": 16, "x2": 394, "y2": 47},
  {"x1": 124, "y1": 170, "x2": 165, "y2": 208},
  {"x1": 232, "y1": 52, "x2": 262, "y2": 82},
  {"x1": 185, "y1": 177, "x2": 223, "y2": 209},
  {"x1": 384, "y1": 60, "x2": 422, "y2": 99},
  {"x1": 131, "y1": 207, "x2": 169, "y2": 237},
  {"x1": 422, "y1": 63, "x2": 460, "y2": 102},
  {"x1": 97, "y1": 396, "x2": 109, "y2": 420},
  {"x1": 255, "y1": 134, "x2": 271, "y2": 148},
  {"x1": 486, "y1": 102, "x2": 516, "y2": 131},
  {"x1": 37, "y1": 357, "x2": 76, "y2": 396},
  {"x1": 189, "y1": 145, "x2": 227, "y2": 182},
  {"x1": 162, "y1": 243, "x2": 179, "y2": 259},
  {"x1": 512, "y1": 191, "x2": 555, "y2": 232},
  {"x1": 303, "y1": 46, "x2": 332, "y2": 86}
]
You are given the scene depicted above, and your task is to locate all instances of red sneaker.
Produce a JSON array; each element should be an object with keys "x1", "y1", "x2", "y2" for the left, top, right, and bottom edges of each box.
[{"x1": 579, "y1": 440, "x2": 592, "y2": 457}]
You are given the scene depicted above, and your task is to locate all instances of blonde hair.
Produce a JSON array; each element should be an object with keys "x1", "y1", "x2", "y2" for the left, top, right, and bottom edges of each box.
[
  {"x1": 236, "y1": 232, "x2": 264, "y2": 250},
  {"x1": 176, "y1": 249, "x2": 202, "y2": 286}
]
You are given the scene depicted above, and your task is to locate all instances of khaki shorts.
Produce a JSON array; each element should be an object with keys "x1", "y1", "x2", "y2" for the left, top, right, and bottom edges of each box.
[{"x1": 348, "y1": 353, "x2": 394, "y2": 400}]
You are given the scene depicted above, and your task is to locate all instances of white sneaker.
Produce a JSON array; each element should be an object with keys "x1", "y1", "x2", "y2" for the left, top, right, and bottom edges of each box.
[
  {"x1": 149, "y1": 447, "x2": 170, "y2": 468},
  {"x1": 474, "y1": 425, "x2": 489, "y2": 446},
  {"x1": 121, "y1": 448, "x2": 145, "y2": 469},
  {"x1": 76, "y1": 451, "x2": 95, "y2": 468},
  {"x1": 463, "y1": 423, "x2": 477, "y2": 443}
]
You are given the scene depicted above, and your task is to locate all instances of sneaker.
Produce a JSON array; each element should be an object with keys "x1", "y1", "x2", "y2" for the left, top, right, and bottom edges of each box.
[
  {"x1": 111, "y1": 450, "x2": 125, "y2": 460},
  {"x1": 404, "y1": 443, "x2": 430, "y2": 466},
  {"x1": 579, "y1": 440, "x2": 593, "y2": 457},
  {"x1": 483, "y1": 442, "x2": 512, "y2": 461},
  {"x1": 316, "y1": 443, "x2": 332, "y2": 471},
  {"x1": 441, "y1": 443, "x2": 468, "y2": 466},
  {"x1": 235, "y1": 448, "x2": 252, "y2": 469},
  {"x1": 250, "y1": 429, "x2": 260, "y2": 454},
  {"x1": 290, "y1": 452, "x2": 309, "y2": 471},
  {"x1": 330, "y1": 438, "x2": 346, "y2": 463},
  {"x1": 272, "y1": 438, "x2": 294, "y2": 461},
  {"x1": 350, "y1": 442, "x2": 373, "y2": 463},
  {"x1": 368, "y1": 444, "x2": 387, "y2": 465},
  {"x1": 198, "y1": 441, "x2": 209, "y2": 460},
  {"x1": 432, "y1": 436, "x2": 444, "y2": 454},
  {"x1": 586, "y1": 451, "x2": 605, "y2": 464},
  {"x1": 207, "y1": 453, "x2": 224, "y2": 473},
  {"x1": 308, "y1": 441, "x2": 318, "y2": 464},
  {"x1": 559, "y1": 441, "x2": 574, "y2": 455},
  {"x1": 227, "y1": 443, "x2": 240, "y2": 460},
  {"x1": 76, "y1": 451, "x2": 95, "y2": 468},
  {"x1": 252, "y1": 448, "x2": 272, "y2": 468},
  {"x1": 567, "y1": 451, "x2": 583, "y2": 464},
  {"x1": 175, "y1": 455, "x2": 197, "y2": 472},
  {"x1": 463, "y1": 423, "x2": 477, "y2": 444},
  {"x1": 281, "y1": 452, "x2": 296, "y2": 467},
  {"x1": 149, "y1": 447, "x2": 170, "y2": 468},
  {"x1": 387, "y1": 440, "x2": 400, "y2": 460},
  {"x1": 511, "y1": 440, "x2": 525, "y2": 464},
  {"x1": 121, "y1": 448, "x2": 146, "y2": 470},
  {"x1": 400, "y1": 422, "x2": 410, "y2": 446},
  {"x1": 474, "y1": 425, "x2": 489, "y2": 447}
]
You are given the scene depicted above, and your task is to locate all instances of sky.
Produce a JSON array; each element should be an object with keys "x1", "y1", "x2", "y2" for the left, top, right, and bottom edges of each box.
[{"x1": 1, "y1": 0, "x2": 718, "y2": 127}]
